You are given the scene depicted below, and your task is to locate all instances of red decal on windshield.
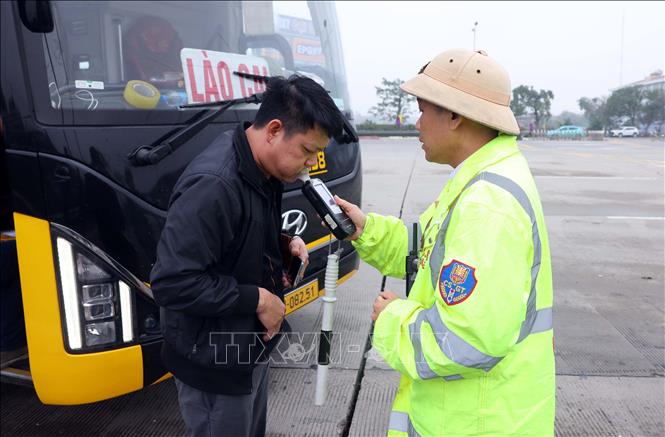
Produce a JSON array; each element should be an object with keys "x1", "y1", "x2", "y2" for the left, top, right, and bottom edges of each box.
[
  {"x1": 186, "y1": 58, "x2": 204, "y2": 102},
  {"x1": 217, "y1": 61, "x2": 233, "y2": 100},
  {"x1": 237, "y1": 63, "x2": 251, "y2": 97},
  {"x1": 203, "y1": 59, "x2": 220, "y2": 102}
]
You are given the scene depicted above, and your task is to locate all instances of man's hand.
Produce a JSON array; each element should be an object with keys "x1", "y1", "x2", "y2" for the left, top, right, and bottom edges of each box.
[
  {"x1": 289, "y1": 236, "x2": 309, "y2": 266},
  {"x1": 282, "y1": 236, "x2": 309, "y2": 288},
  {"x1": 257, "y1": 287, "x2": 285, "y2": 342},
  {"x1": 334, "y1": 195, "x2": 366, "y2": 241},
  {"x1": 372, "y1": 290, "x2": 400, "y2": 321}
]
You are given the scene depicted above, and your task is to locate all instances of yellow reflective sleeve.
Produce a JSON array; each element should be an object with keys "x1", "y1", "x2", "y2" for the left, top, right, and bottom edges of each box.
[
  {"x1": 373, "y1": 298, "x2": 425, "y2": 378},
  {"x1": 352, "y1": 213, "x2": 408, "y2": 278}
]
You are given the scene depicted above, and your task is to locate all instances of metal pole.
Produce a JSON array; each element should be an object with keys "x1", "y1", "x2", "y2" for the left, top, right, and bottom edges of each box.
[
  {"x1": 315, "y1": 252, "x2": 339, "y2": 405},
  {"x1": 472, "y1": 21, "x2": 478, "y2": 51},
  {"x1": 619, "y1": 10, "x2": 625, "y2": 86}
]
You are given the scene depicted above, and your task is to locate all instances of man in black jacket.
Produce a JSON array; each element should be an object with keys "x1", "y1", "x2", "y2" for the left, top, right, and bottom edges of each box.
[{"x1": 150, "y1": 76, "x2": 344, "y2": 437}]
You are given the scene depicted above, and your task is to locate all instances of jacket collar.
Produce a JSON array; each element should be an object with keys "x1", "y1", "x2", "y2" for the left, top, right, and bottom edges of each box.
[
  {"x1": 440, "y1": 133, "x2": 519, "y2": 207},
  {"x1": 233, "y1": 122, "x2": 280, "y2": 195}
]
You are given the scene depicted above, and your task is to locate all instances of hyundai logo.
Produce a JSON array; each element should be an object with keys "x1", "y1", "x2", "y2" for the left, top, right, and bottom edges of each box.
[{"x1": 282, "y1": 210, "x2": 308, "y2": 236}]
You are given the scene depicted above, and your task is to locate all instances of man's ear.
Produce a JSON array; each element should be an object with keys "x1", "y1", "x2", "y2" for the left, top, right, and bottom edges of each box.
[{"x1": 266, "y1": 119, "x2": 283, "y2": 143}]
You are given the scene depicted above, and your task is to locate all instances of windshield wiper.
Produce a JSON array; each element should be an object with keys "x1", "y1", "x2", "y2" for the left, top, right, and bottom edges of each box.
[
  {"x1": 129, "y1": 70, "x2": 271, "y2": 166},
  {"x1": 128, "y1": 93, "x2": 263, "y2": 166},
  {"x1": 233, "y1": 71, "x2": 270, "y2": 82}
]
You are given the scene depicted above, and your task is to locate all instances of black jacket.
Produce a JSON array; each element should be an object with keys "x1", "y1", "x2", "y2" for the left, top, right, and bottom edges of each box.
[{"x1": 150, "y1": 123, "x2": 286, "y2": 395}]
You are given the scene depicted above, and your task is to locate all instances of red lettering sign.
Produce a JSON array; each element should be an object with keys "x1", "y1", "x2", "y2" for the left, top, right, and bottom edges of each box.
[
  {"x1": 217, "y1": 61, "x2": 233, "y2": 100},
  {"x1": 186, "y1": 58, "x2": 204, "y2": 102}
]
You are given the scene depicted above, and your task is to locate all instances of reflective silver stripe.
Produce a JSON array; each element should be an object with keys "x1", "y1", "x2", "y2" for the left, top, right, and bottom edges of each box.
[
  {"x1": 410, "y1": 305, "x2": 502, "y2": 378},
  {"x1": 410, "y1": 311, "x2": 437, "y2": 379},
  {"x1": 444, "y1": 374, "x2": 463, "y2": 381},
  {"x1": 424, "y1": 305, "x2": 502, "y2": 370},
  {"x1": 388, "y1": 411, "x2": 409, "y2": 433},
  {"x1": 407, "y1": 418, "x2": 422, "y2": 437},
  {"x1": 388, "y1": 411, "x2": 423, "y2": 436},
  {"x1": 531, "y1": 307, "x2": 553, "y2": 334},
  {"x1": 428, "y1": 196, "x2": 460, "y2": 288}
]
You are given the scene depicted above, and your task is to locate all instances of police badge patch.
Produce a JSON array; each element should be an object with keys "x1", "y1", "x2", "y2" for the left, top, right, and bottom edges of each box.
[{"x1": 438, "y1": 260, "x2": 478, "y2": 305}]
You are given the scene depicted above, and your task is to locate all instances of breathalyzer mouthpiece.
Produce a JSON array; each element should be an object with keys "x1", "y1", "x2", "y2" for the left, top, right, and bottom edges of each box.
[{"x1": 297, "y1": 169, "x2": 311, "y2": 183}]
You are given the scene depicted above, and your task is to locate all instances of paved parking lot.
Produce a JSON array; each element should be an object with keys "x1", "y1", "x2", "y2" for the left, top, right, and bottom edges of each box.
[{"x1": 2, "y1": 136, "x2": 663, "y2": 436}]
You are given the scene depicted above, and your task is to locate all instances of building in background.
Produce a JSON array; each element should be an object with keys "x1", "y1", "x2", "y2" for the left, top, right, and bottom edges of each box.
[{"x1": 613, "y1": 70, "x2": 664, "y2": 93}]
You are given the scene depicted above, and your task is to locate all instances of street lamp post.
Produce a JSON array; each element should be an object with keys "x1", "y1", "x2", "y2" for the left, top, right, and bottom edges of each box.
[{"x1": 472, "y1": 21, "x2": 478, "y2": 51}]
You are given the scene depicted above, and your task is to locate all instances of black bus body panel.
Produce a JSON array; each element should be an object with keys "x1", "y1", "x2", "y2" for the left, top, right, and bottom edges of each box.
[{"x1": 1, "y1": 0, "x2": 362, "y2": 391}]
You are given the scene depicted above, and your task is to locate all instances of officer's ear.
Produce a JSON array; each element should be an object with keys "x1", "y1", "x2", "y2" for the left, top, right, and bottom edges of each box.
[{"x1": 448, "y1": 111, "x2": 463, "y2": 131}]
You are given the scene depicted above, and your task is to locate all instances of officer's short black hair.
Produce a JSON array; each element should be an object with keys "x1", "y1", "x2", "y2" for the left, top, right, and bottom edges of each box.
[{"x1": 254, "y1": 75, "x2": 344, "y2": 140}]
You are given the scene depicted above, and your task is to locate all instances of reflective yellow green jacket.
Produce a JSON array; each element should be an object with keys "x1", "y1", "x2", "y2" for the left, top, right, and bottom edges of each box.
[{"x1": 353, "y1": 134, "x2": 555, "y2": 436}]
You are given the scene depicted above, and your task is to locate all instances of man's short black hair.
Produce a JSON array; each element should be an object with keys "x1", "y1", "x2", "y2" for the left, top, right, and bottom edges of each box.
[{"x1": 254, "y1": 75, "x2": 344, "y2": 140}]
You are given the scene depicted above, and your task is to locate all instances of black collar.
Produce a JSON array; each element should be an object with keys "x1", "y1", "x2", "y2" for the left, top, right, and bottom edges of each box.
[{"x1": 233, "y1": 122, "x2": 281, "y2": 195}]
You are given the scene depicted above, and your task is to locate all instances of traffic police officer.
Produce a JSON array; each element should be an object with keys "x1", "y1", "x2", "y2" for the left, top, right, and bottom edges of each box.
[{"x1": 336, "y1": 49, "x2": 555, "y2": 436}]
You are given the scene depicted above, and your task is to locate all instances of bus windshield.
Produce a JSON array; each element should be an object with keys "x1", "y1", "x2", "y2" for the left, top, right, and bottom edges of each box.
[{"x1": 43, "y1": 1, "x2": 350, "y2": 118}]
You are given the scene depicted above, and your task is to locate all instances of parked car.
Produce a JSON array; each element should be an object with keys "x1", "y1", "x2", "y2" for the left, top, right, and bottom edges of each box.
[
  {"x1": 546, "y1": 125, "x2": 585, "y2": 139},
  {"x1": 610, "y1": 126, "x2": 639, "y2": 137}
]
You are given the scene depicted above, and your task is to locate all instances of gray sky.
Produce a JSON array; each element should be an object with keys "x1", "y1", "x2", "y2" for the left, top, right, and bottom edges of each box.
[{"x1": 333, "y1": 1, "x2": 664, "y2": 118}]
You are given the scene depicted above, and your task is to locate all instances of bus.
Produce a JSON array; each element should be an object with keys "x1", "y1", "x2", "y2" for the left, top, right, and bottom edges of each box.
[{"x1": 0, "y1": 0, "x2": 361, "y2": 405}]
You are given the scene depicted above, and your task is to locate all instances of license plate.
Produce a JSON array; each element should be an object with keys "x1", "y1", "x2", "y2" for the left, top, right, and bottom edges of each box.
[{"x1": 284, "y1": 279, "x2": 320, "y2": 315}]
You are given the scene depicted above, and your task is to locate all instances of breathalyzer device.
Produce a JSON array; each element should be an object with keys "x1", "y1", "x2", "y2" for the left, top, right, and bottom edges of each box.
[{"x1": 298, "y1": 173, "x2": 356, "y2": 240}]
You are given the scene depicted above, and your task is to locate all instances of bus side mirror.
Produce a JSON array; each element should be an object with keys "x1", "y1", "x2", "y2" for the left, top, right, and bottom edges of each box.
[
  {"x1": 335, "y1": 116, "x2": 359, "y2": 145},
  {"x1": 18, "y1": 0, "x2": 54, "y2": 33}
]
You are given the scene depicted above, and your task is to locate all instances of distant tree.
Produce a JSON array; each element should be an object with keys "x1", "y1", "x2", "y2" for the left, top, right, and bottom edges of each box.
[
  {"x1": 640, "y1": 88, "x2": 665, "y2": 132},
  {"x1": 510, "y1": 85, "x2": 554, "y2": 129},
  {"x1": 605, "y1": 86, "x2": 644, "y2": 126},
  {"x1": 369, "y1": 78, "x2": 415, "y2": 123},
  {"x1": 578, "y1": 96, "x2": 608, "y2": 130}
]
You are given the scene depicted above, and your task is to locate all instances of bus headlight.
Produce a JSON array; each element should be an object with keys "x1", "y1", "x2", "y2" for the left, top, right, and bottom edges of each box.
[{"x1": 53, "y1": 231, "x2": 141, "y2": 352}]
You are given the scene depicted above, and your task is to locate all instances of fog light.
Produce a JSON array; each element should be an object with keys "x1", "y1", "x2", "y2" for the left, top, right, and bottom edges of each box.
[{"x1": 84, "y1": 321, "x2": 116, "y2": 346}]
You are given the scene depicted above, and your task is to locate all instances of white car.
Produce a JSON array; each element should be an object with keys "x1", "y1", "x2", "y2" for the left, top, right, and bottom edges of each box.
[{"x1": 610, "y1": 126, "x2": 639, "y2": 137}]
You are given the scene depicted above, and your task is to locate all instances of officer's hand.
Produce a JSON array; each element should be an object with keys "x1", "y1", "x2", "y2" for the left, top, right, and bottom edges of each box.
[
  {"x1": 372, "y1": 290, "x2": 400, "y2": 321},
  {"x1": 334, "y1": 195, "x2": 366, "y2": 241},
  {"x1": 257, "y1": 287, "x2": 285, "y2": 342},
  {"x1": 289, "y1": 236, "x2": 309, "y2": 266}
]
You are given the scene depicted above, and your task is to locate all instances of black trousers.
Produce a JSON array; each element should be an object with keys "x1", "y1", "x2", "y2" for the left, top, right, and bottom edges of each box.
[{"x1": 174, "y1": 363, "x2": 269, "y2": 437}]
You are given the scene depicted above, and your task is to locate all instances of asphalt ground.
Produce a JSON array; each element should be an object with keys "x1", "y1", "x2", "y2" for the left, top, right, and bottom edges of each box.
[{"x1": 1, "y1": 136, "x2": 664, "y2": 436}]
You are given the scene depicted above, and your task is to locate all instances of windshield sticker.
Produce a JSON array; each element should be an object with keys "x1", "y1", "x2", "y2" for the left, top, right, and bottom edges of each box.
[
  {"x1": 180, "y1": 48, "x2": 269, "y2": 104},
  {"x1": 75, "y1": 80, "x2": 105, "y2": 90}
]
